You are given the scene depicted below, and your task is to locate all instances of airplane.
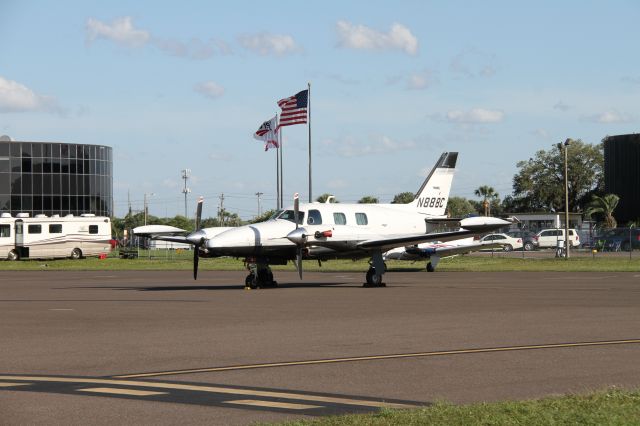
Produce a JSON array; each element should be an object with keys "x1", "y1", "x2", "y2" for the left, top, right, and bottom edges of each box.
[
  {"x1": 134, "y1": 152, "x2": 513, "y2": 288},
  {"x1": 383, "y1": 236, "x2": 505, "y2": 272}
]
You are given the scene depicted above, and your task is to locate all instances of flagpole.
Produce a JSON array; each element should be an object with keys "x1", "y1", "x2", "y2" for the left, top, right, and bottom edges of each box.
[
  {"x1": 279, "y1": 124, "x2": 284, "y2": 208},
  {"x1": 276, "y1": 113, "x2": 280, "y2": 209},
  {"x1": 307, "y1": 81, "x2": 312, "y2": 203}
]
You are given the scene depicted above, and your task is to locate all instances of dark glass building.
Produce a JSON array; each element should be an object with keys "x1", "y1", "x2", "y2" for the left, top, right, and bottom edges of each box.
[
  {"x1": 0, "y1": 140, "x2": 113, "y2": 217},
  {"x1": 604, "y1": 133, "x2": 640, "y2": 224}
]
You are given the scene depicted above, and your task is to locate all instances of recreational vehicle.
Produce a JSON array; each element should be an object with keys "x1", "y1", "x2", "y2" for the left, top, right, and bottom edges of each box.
[{"x1": 1, "y1": 213, "x2": 112, "y2": 260}]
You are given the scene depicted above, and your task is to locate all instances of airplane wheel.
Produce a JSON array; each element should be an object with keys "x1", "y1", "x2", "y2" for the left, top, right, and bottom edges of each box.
[
  {"x1": 365, "y1": 267, "x2": 383, "y2": 287},
  {"x1": 245, "y1": 274, "x2": 258, "y2": 289},
  {"x1": 7, "y1": 249, "x2": 19, "y2": 261},
  {"x1": 426, "y1": 262, "x2": 435, "y2": 272}
]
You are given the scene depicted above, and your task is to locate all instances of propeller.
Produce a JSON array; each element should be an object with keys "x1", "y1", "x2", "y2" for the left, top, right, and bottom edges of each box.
[{"x1": 186, "y1": 196, "x2": 205, "y2": 280}]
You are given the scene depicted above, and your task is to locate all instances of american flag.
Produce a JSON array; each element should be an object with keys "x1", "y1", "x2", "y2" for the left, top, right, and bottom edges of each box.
[{"x1": 277, "y1": 89, "x2": 308, "y2": 129}]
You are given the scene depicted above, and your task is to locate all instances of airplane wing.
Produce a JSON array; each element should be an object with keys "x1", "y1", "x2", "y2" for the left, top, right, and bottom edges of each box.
[
  {"x1": 411, "y1": 241, "x2": 505, "y2": 258},
  {"x1": 357, "y1": 229, "x2": 485, "y2": 252},
  {"x1": 133, "y1": 225, "x2": 186, "y2": 236}
]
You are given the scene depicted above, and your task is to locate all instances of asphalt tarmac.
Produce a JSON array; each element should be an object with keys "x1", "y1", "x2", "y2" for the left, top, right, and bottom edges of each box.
[{"x1": 1, "y1": 269, "x2": 640, "y2": 425}]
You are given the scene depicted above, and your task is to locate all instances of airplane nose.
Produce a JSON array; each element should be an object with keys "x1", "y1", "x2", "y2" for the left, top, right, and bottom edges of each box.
[
  {"x1": 286, "y1": 228, "x2": 307, "y2": 245},
  {"x1": 186, "y1": 229, "x2": 207, "y2": 245}
]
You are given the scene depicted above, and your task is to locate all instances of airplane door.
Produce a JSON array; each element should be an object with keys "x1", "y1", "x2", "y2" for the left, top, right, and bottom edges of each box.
[{"x1": 15, "y1": 220, "x2": 23, "y2": 246}]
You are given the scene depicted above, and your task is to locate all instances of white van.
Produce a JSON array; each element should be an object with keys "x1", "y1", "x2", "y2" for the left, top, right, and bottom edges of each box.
[{"x1": 535, "y1": 228, "x2": 580, "y2": 248}]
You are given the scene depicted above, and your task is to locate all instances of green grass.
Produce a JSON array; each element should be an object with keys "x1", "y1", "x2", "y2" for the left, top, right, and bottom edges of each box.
[
  {"x1": 270, "y1": 388, "x2": 640, "y2": 426},
  {"x1": 1, "y1": 251, "x2": 640, "y2": 272}
]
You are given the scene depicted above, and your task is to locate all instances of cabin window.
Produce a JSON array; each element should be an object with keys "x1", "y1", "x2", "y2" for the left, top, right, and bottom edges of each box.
[
  {"x1": 0, "y1": 224, "x2": 10, "y2": 238},
  {"x1": 333, "y1": 212, "x2": 347, "y2": 225},
  {"x1": 307, "y1": 209, "x2": 322, "y2": 225},
  {"x1": 28, "y1": 224, "x2": 42, "y2": 234},
  {"x1": 89, "y1": 225, "x2": 99, "y2": 234},
  {"x1": 277, "y1": 210, "x2": 305, "y2": 224},
  {"x1": 355, "y1": 213, "x2": 368, "y2": 226},
  {"x1": 49, "y1": 224, "x2": 62, "y2": 234}
]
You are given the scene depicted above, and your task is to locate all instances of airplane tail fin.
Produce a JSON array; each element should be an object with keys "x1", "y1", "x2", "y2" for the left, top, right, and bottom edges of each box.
[{"x1": 408, "y1": 152, "x2": 458, "y2": 216}]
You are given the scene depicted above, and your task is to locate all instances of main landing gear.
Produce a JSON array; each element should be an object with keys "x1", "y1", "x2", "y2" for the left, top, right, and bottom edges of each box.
[
  {"x1": 364, "y1": 250, "x2": 386, "y2": 287},
  {"x1": 244, "y1": 261, "x2": 278, "y2": 289}
]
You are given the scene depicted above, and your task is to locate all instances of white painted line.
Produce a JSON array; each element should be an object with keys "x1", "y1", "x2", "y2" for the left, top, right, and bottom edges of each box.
[
  {"x1": 79, "y1": 387, "x2": 167, "y2": 397},
  {"x1": 225, "y1": 399, "x2": 320, "y2": 410},
  {"x1": 0, "y1": 382, "x2": 31, "y2": 387}
]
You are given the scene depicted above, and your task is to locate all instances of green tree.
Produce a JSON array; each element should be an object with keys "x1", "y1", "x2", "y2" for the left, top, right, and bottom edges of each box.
[
  {"x1": 358, "y1": 196, "x2": 379, "y2": 204},
  {"x1": 249, "y1": 209, "x2": 278, "y2": 224},
  {"x1": 391, "y1": 192, "x2": 415, "y2": 204},
  {"x1": 446, "y1": 196, "x2": 476, "y2": 217},
  {"x1": 474, "y1": 185, "x2": 499, "y2": 216},
  {"x1": 165, "y1": 215, "x2": 195, "y2": 232},
  {"x1": 585, "y1": 193, "x2": 619, "y2": 228},
  {"x1": 511, "y1": 140, "x2": 603, "y2": 212},
  {"x1": 316, "y1": 193, "x2": 338, "y2": 203}
]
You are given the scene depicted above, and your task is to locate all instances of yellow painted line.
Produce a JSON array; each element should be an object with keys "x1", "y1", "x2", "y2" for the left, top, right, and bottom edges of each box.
[
  {"x1": 114, "y1": 338, "x2": 640, "y2": 379},
  {"x1": 79, "y1": 387, "x2": 167, "y2": 397},
  {"x1": 0, "y1": 382, "x2": 31, "y2": 387},
  {"x1": 225, "y1": 399, "x2": 321, "y2": 410},
  {"x1": 0, "y1": 376, "x2": 415, "y2": 409}
]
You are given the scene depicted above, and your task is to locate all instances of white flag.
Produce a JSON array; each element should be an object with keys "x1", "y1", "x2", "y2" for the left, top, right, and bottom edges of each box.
[{"x1": 254, "y1": 116, "x2": 279, "y2": 151}]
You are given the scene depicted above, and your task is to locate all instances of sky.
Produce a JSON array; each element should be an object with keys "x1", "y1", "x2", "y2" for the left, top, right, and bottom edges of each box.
[{"x1": 1, "y1": 1, "x2": 639, "y2": 219}]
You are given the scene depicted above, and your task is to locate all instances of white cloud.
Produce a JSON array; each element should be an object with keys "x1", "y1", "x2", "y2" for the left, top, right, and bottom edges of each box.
[
  {"x1": 553, "y1": 101, "x2": 571, "y2": 111},
  {"x1": 0, "y1": 76, "x2": 61, "y2": 113},
  {"x1": 446, "y1": 108, "x2": 504, "y2": 123},
  {"x1": 237, "y1": 33, "x2": 301, "y2": 56},
  {"x1": 450, "y1": 48, "x2": 497, "y2": 78},
  {"x1": 153, "y1": 38, "x2": 231, "y2": 60},
  {"x1": 335, "y1": 21, "x2": 418, "y2": 55},
  {"x1": 583, "y1": 110, "x2": 633, "y2": 123},
  {"x1": 194, "y1": 81, "x2": 225, "y2": 99},
  {"x1": 86, "y1": 16, "x2": 150, "y2": 48},
  {"x1": 531, "y1": 128, "x2": 550, "y2": 139}
]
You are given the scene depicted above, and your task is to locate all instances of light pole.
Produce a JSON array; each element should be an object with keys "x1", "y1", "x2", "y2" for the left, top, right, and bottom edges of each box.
[
  {"x1": 558, "y1": 138, "x2": 571, "y2": 259},
  {"x1": 144, "y1": 192, "x2": 155, "y2": 226},
  {"x1": 255, "y1": 192, "x2": 263, "y2": 217},
  {"x1": 181, "y1": 169, "x2": 191, "y2": 218}
]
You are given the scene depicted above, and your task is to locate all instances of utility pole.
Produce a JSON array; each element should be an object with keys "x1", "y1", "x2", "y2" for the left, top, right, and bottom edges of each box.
[
  {"x1": 255, "y1": 192, "x2": 263, "y2": 217},
  {"x1": 218, "y1": 193, "x2": 225, "y2": 225},
  {"x1": 181, "y1": 169, "x2": 191, "y2": 218},
  {"x1": 143, "y1": 192, "x2": 155, "y2": 226}
]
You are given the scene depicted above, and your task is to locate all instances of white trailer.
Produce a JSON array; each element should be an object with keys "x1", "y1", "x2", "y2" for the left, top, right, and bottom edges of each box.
[
  {"x1": 2, "y1": 213, "x2": 112, "y2": 260},
  {"x1": 0, "y1": 214, "x2": 14, "y2": 259}
]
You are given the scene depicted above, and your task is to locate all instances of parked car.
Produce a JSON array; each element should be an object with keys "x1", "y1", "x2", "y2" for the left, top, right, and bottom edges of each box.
[
  {"x1": 506, "y1": 230, "x2": 539, "y2": 251},
  {"x1": 479, "y1": 233, "x2": 523, "y2": 251},
  {"x1": 535, "y1": 228, "x2": 580, "y2": 249},
  {"x1": 595, "y1": 228, "x2": 640, "y2": 252}
]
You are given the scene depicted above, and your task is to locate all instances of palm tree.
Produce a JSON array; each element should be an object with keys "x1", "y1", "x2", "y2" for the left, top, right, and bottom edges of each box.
[
  {"x1": 474, "y1": 185, "x2": 499, "y2": 216},
  {"x1": 585, "y1": 194, "x2": 619, "y2": 228}
]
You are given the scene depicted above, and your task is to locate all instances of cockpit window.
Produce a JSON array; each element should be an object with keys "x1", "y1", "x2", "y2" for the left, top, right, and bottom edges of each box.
[
  {"x1": 277, "y1": 209, "x2": 305, "y2": 224},
  {"x1": 307, "y1": 209, "x2": 322, "y2": 225}
]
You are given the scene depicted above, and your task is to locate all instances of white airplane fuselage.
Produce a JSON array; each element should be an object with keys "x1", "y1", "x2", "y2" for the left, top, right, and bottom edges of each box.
[{"x1": 202, "y1": 203, "x2": 443, "y2": 259}]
